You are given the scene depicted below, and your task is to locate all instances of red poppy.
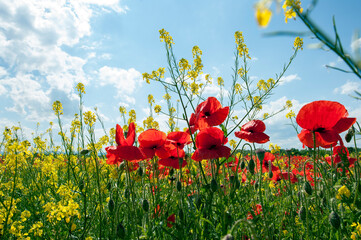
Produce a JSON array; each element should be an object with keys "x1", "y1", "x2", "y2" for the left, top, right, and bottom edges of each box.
[
  {"x1": 235, "y1": 120, "x2": 270, "y2": 144},
  {"x1": 296, "y1": 100, "x2": 356, "y2": 148},
  {"x1": 257, "y1": 152, "x2": 279, "y2": 173},
  {"x1": 166, "y1": 131, "x2": 191, "y2": 149},
  {"x1": 138, "y1": 129, "x2": 174, "y2": 159},
  {"x1": 167, "y1": 214, "x2": 176, "y2": 228},
  {"x1": 188, "y1": 113, "x2": 198, "y2": 134},
  {"x1": 105, "y1": 123, "x2": 145, "y2": 164},
  {"x1": 272, "y1": 171, "x2": 298, "y2": 183},
  {"x1": 194, "y1": 97, "x2": 229, "y2": 130},
  {"x1": 247, "y1": 204, "x2": 262, "y2": 220},
  {"x1": 159, "y1": 148, "x2": 187, "y2": 169},
  {"x1": 191, "y1": 127, "x2": 231, "y2": 161},
  {"x1": 324, "y1": 145, "x2": 357, "y2": 167}
]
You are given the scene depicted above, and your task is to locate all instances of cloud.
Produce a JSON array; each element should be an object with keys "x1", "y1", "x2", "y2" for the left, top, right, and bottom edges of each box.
[
  {"x1": 98, "y1": 66, "x2": 142, "y2": 104},
  {"x1": 279, "y1": 74, "x2": 301, "y2": 85},
  {"x1": 0, "y1": 0, "x2": 127, "y2": 122},
  {"x1": 351, "y1": 37, "x2": 361, "y2": 53},
  {"x1": 334, "y1": 81, "x2": 361, "y2": 95}
]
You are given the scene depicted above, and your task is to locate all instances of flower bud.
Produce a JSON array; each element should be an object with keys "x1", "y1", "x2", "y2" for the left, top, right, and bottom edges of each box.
[
  {"x1": 108, "y1": 198, "x2": 115, "y2": 213},
  {"x1": 142, "y1": 199, "x2": 149, "y2": 212},
  {"x1": 299, "y1": 206, "x2": 306, "y2": 221},
  {"x1": 329, "y1": 211, "x2": 341, "y2": 229},
  {"x1": 211, "y1": 179, "x2": 218, "y2": 192},
  {"x1": 137, "y1": 166, "x2": 143, "y2": 177},
  {"x1": 304, "y1": 181, "x2": 313, "y2": 195},
  {"x1": 248, "y1": 159, "x2": 255, "y2": 175},
  {"x1": 176, "y1": 181, "x2": 182, "y2": 192}
]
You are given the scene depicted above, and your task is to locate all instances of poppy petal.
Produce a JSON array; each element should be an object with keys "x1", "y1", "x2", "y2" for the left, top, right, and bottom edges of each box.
[
  {"x1": 115, "y1": 124, "x2": 126, "y2": 146},
  {"x1": 332, "y1": 117, "x2": 356, "y2": 133}
]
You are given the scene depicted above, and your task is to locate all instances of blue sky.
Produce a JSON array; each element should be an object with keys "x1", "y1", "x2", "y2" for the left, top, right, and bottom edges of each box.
[{"x1": 0, "y1": 0, "x2": 360, "y2": 149}]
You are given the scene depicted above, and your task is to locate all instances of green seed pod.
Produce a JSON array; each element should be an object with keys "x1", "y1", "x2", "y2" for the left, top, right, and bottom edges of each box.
[
  {"x1": 108, "y1": 198, "x2": 115, "y2": 213},
  {"x1": 80, "y1": 149, "x2": 90, "y2": 155},
  {"x1": 240, "y1": 161, "x2": 245, "y2": 170},
  {"x1": 137, "y1": 166, "x2": 143, "y2": 177},
  {"x1": 211, "y1": 179, "x2": 218, "y2": 192},
  {"x1": 142, "y1": 199, "x2": 149, "y2": 212},
  {"x1": 169, "y1": 168, "x2": 175, "y2": 176},
  {"x1": 345, "y1": 127, "x2": 354, "y2": 143},
  {"x1": 124, "y1": 188, "x2": 130, "y2": 199},
  {"x1": 229, "y1": 175, "x2": 235, "y2": 184},
  {"x1": 79, "y1": 179, "x2": 84, "y2": 192},
  {"x1": 254, "y1": 180, "x2": 259, "y2": 190},
  {"x1": 176, "y1": 181, "x2": 182, "y2": 192},
  {"x1": 304, "y1": 181, "x2": 313, "y2": 195},
  {"x1": 224, "y1": 211, "x2": 232, "y2": 226},
  {"x1": 248, "y1": 158, "x2": 255, "y2": 175},
  {"x1": 106, "y1": 181, "x2": 112, "y2": 191},
  {"x1": 329, "y1": 211, "x2": 341, "y2": 229},
  {"x1": 255, "y1": 148, "x2": 266, "y2": 166},
  {"x1": 116, "y1": 222, "x2": 126, "y2": 239},
  {"x1": 178, "y1": 208, "x2": 184, "y2": 221},
  {"x1": 299, "y1": 206, "x2": 306, "y2": 221}
]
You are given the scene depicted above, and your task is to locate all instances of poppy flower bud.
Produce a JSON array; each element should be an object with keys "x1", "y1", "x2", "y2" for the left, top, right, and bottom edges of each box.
[
  {"x1": 224, "y1": 211, "x2": 232, "y2": 226},
  {"x1": 304, "y1": 181, "x2": 313, "y2": 195},
  {"x1": 80, "y1": 149, "x2": 90, "y2": 155},
  {"x1": 329, "y1": 211, "x2": 341, "y2": 229},
  {"x1": 137, "y1": 166, "x2": 143, "y2": 177},
  {"x1": 255, "y1": 148, "x2": 266, "y2": 165},
  {"x1": 108, "y1": 198, "x2": 115, "y2": 213},
  {"x1": 268, "y1": 160, "x2": 273, "y2": 178},
  {"x1": 79, "y1": 179, "x2": 84, "y2": 192},
  {"x1": 222, "y1": 234, "x2": 234, "y2": 240},
  {"x1": 177, "y1": 181, "x2": 182, "y2": 192},
  {"x1": 178, "y1": 209, "x2": 184, "y2": 221},
  {"x1": 299, "y1": 206, "x2": 306, "y2": 221},
  {"x1": 142, "y1": 199, "x2": 149, "y2": 212},
  {"x1": 211, "y1": 179, "x2": 218, "y2": 192},
  {"x1": 345, "y1": 127, "x2": 354, "y2": 143},
  {"x1": 169, "y1": 168, "x2": 175, "y2": 176},
  {"x1": 240, "y1": 161, "x2": 246, "y2": 170},
  {"x1": 229, "y1": 175, "x2": 235, "y2": 184},
  {"x1": 116, "y1": 222, "x2": 126, "y2": 238},
  {"x1": 254, "y1": 180, "x2": 259, "y2": 190},
  {"x1": 268, "y1": 170, "x2": 273, "y2": 179},
  {"x1": 248, "y1": 158, "x2": 255, "y2": 175},
  {"x1": 107, "y1": 182, "x2": 112, "y2": 191},
  {"x1": 124, "y1": 188, "x2": 130, "y2": 199}
]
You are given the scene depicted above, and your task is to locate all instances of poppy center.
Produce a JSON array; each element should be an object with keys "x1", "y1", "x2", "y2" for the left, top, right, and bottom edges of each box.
[
  {"x1": 204, "y1": 112, "x2": 211, "y2": 117},
  {"x1": 209, "y1": 144, "x2": 217, "y2": 149},
  {"x1": 315, "y1": 127, "x2": 325, "y2": 132}
]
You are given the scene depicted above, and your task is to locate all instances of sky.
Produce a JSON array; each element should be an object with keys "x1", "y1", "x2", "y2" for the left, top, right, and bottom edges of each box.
[{"x1": 0, "y1": 0, "x2": 360, "y2": 150}]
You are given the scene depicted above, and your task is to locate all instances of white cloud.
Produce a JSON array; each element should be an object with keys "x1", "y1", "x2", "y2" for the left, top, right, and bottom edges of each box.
[
  {"x1": 0, "y1": 0, "x2": 127, "y2": 122},
  {"x1": 98, "y1": 66, "x2": 142, "y2": 104},
  {"x1": 351, "y1": 37, "x2": 361, "y2": 53},
  {"x1": 334, "y1": 81, "x2": 361, "y2": 95},
  {"x1": 279, "y1": 74, "x2": 301, "y2": 85}
]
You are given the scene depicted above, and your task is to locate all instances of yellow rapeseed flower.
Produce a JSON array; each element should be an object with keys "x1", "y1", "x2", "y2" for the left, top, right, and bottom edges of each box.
[
  {"x1": 75, "y1": 82, "x2": 86, "y2": 95},
  {"x1": 255, "y1": 3, "x2": 272, "y2": 28},
  {"x1": 294, "y1": 37, "x2": 303, "y2": 50},
  {"x1": 52, "y1": 101, "x2": 63, "y2": 115},
  {"x1": 159, "y1": 29, "x2": 174, "y2": 47}
]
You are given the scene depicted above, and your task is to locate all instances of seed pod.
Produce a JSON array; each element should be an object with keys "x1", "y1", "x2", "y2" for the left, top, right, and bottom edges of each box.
[
  {"x1": 137, "y1": 166, "x2": 143, "y2": 177},
  {"x1": 224, "y1": 211, "x2": 232, "y2": 226},
  {"x1": 240, "y1": 161, "x2": 245, "y2": 170},
  {"x1": 124, "y1": 188, "x2": 130, "y2": 199},
  {"x1": 211, "y1": 179, "x2": 218, "y2": 192},
  {"x1": 80, "y1": 149, "x2": 90, "y2": 155},
  {"x1": 268, "y1": 171, "x2": 273, "y2": 179},
  {"x1": 254, "y1": 180, "x2": 259, "y2": 190},
  {"x1": 142, "y1": 199, "x2": 149, "y2": 212},
  {"x1": 79, "y1": 179, "x2": 84, "y2": 192},
  {"x1": 116, "y1": 222, "x2": 126, "y2": 239},
  {"x1": 108, "y1": 198, "x2": 115, "y2": 213},
  {"x1": 106, "y1": 181, "x2": 112, "y2": 191},
  {"x1": 255, "y1": 148, "x2": 265, "y2": 166},
  {"x1": 248, "y1": 159, "x2": 255, "y2": 175},
  {"x1": 299, "y1": 206, "x2": 306, "y2": 221},
  {"x1": 178, "y1": 208, "x2": 184, "y2": 221},
  {"x1": 329, "y1": 211, "x2": 341, "y2": 229},
  {"x1": 345, "y1": 127, "x2": 354, "y2": 143},
  {"x1": 304, "y1": 181, "x2": 313, "y2": 195},
  {"x1": 176, "y1": 181, "x2": 182, "y2": 192},
  {"x1": 169, "y1": 168, "x2": 175, "y2": 176}
]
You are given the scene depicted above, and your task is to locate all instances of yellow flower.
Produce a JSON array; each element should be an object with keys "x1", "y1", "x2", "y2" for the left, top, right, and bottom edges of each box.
[
  {"x1": 75, "y1": 82, "x2": 86, "y2": 95},
  {"x1": 119, "y1": 106, "x2": 127, "y2": 114},
  {"x1": 179, "y1": 58, "x2": 190, "y2": 72},
  {"x1": 283, "y1": 0, "x2": 303, "y2": 23},
  {"x1": 163, "y1": 93, "x2": 171, "y2": 100},
  {"x1": 336, "y1": 185, "x2": 351, "y2": 200},
  {"x1": 154, "y1": 105, "x2": 162, "y2": 114},
  {"x1": 159, "y1": 29, "x2": 174, "y2": 47},
  {"x1": 294, "y1": 37, "x2": 303, "y2": 50},
  {"x1": 142, "y1": 72, "x2": 151, "y2": 84},
  {"x1": 148, "y1": 94, "x2": 155, "y2": 104},
  {"x1": 52, "y1": 101, "x2": 63, "y2": 115},
  {"x1": 217, "y1": 77, "x2": 224, "y2": 87},
  {"x1": 285, "y1": 100, "x2": 293, "y2": 108},
  {"x1": 286, "y1": 110, "x2": 295, "y2": 119},
  {"x1": 255, "y1": 4, "x2": 272, "y2": 28},
  {"x1": 235, "y1": 31, "x2": 251, "y2": 59},
  {"x1": 263, "y1": 113, "x2": 269, "y2": 119},
  {"x1": 83, "y1": 111, "x2": 96, "y2": 127}
]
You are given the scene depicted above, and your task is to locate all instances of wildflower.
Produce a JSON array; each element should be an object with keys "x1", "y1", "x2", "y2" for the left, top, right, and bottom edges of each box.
[
  {"x1": 336, "y1": 185, "x2": 351, "y2": 200},
  {"x1": 286, "y1": 110, "x2": 295, "y2": 119},
  {"x1": 138, "y1": 129, "x2": 172, "y2": 159},
  {"x1": 76, "y1": 82, "x2": 86, "y2": 95},
  {"x1": 166, "y1": 131, "x2": 191, "y2": 150},
  {"x1": 194, "y1": 97, "x2": 230, "y2": 130},
  {"x1": 159, "y1": 29, "x2": 174, "y2": 47},
  {"x1": 143, "y1": 72, "x2": 152, "y2": 84},
  {"x1": 247, "y1": 204, "x2": 262, "y2": 220},
  {"x1": 167, "y1": 214, "x2": 176, "y2": 228},
  {"x1": 148, "y1": 94, "x2": 155, "y2": 104},
  {"x1": 283, "y1": 0, "x2": 303, "y2": 23},
  {"x1": 159, "y1": 148, "x2": 187, "y2": 169},
  {"x1": 154, "y1": 105, "x2": 162, "y2": 114},
  {"x1": 294, "y1": 37, "x2": 303, "y2": 50},
  {"x1": 235, "y1": 31, "x2": 251, "y2": 59},
  {"x1": 52, "y1": 101, "x2": 63, "y2": 115},
  {"x1": 255, "y1": 0, "x2": 272, "y2": 28},
  {"x1": 324, "y1": 145, "x2": 357, "y2": 167},
  {"x1": 285, "y1": 100, "x2": 293, "y2": 109},
  {"x1": 296, "y1": 100, "x2": 356, "y2": 148},
  {"x1": 235, "y1": 120, "x2": 270, "y2": 144},
  {"x1": 191, "y1": 127, "x2": 231, "y2": 161},
  {"x1": 163, "y1": 93, "x2": 171, "y2": 100},
  {"x1": 83, "y1": 111, "x2": 96, "y2": 127},
  {"x1": 217, "y1": 77, "x2": 224, "y2": 86},
  {"x1": 105, "y1": 122, "x2": 145, "y2": 164}
]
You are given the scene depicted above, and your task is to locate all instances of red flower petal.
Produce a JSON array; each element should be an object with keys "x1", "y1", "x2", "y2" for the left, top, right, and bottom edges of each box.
[
  {"x1": 296, "y1": 100, "x2": 347, "y2": 130},
  {"x1": 235, "y1": 131, "x2": 269, "y2": 144},
  {"x1": 332, "y1": 117, "x2": 356, "y2": 133},
  {"x1": 241, "y1": 120, "x2": 266, "y2": 133}
]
